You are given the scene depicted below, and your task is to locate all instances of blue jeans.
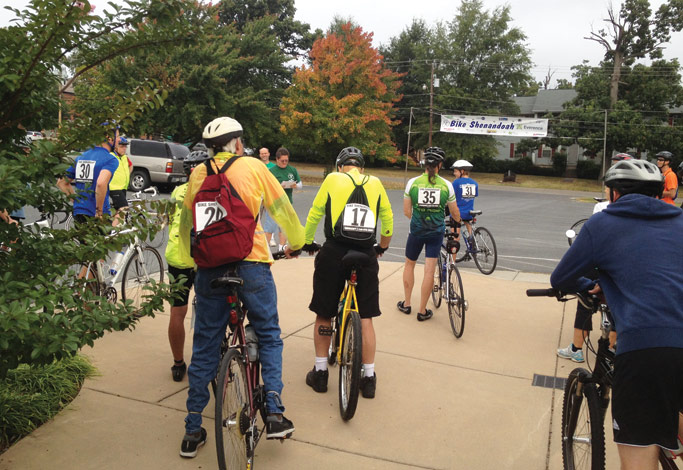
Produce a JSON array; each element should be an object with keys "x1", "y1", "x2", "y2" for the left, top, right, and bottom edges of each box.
[{"x1": 185, "y1": 261, "x2": 285, "y2": 433}]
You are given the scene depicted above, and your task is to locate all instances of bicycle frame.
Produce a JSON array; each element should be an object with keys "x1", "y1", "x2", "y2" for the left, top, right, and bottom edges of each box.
[{"x1": 336, "y1": 271, "x2": 359, "y2": 364}]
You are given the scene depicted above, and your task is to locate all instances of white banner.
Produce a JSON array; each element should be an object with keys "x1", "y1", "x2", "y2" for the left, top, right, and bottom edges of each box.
[{"x1": 440, "y1": 115, "x2": 548, "y2": 137}]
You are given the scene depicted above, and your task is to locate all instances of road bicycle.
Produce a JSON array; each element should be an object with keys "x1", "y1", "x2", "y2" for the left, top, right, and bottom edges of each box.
[
  {"x1": 212, "y1": 249, "x2": 297, "y2": 470},
  {"x1": 455, "y1": 210, "x2": 498, "y2": 275},
  {"x1": 323, "y1": 246, "x2": 369, "y2": 421},
  {"x1": 433, "y1": 219, "x2": 467, "y2": 338},
  {"x1": 527, "y1": 288, "x2": 682, "y2": 470},
  {"x1": 567, "y1": 198, "x2": 607, "y2": 246},
  {"x1": 125, "y1": 186, "x2": 168, "y2": 249},
  {"x1": 80, "y1": 225, "x2": 164, "y2": 309}
]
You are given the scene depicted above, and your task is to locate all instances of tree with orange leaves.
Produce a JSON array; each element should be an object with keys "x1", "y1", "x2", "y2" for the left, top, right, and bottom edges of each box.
[{"x1": 280, "y1": 23, "x2": 402, "y2": 165}]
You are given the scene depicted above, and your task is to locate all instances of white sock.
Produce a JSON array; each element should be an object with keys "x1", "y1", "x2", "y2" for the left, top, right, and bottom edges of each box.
[
  {"x1": 314, "y1": 357, "x2": 328, "y2": 371},
  {"x1": 363, "y1": 363, "x2": 374, "y2": 377}
]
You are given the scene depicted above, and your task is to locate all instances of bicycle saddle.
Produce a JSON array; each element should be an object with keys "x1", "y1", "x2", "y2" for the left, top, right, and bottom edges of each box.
[
  {"x1": 210, "y1": 276, "x2": 244, "y2": 289},
  {"x1": 342, "y1": 250, "x2": 373, "y2": 268},
  {"x1": 469, "y1": 210, "x2": 482, "y2": 217}
]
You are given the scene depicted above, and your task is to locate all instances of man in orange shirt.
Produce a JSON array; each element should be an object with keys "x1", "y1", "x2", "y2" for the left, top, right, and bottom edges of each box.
[{"x1": 656, "y1": 151, "x2": 679, "y2": 205}]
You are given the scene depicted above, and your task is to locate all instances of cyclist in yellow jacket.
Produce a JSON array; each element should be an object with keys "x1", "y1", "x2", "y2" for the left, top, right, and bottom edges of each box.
[
  {"x1": 302, "y1": 147, "x2": 393, "y2": 399},
  {"x1": 108, "y1": 136, "x2": 132, "y2": 227}
]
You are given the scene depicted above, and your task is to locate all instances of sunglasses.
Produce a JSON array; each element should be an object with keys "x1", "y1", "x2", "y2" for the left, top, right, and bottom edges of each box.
[{"x1": 657, "y1": 158, "x2": 666, "y2": 161}]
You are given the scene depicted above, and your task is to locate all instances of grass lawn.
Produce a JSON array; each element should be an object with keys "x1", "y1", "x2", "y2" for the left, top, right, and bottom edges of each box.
[{"x1": 292, "y1": 162, "x2": 604, "y2": 192}]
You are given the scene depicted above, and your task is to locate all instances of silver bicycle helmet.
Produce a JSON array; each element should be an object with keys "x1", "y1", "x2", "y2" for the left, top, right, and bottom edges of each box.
[
  {"x1": 451, "y1": 159, "x2": 473, "y2": 171},
  {"x1": 604, "y1": 159, "x2": 663, "y2": 184},
  {"x1": 336, "y1": 147, "x2": 365, "y2": 168}
]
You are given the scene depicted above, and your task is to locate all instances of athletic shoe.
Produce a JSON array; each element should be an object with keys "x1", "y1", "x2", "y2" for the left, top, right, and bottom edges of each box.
[
  {"x1": 180, "y1": 427, "x2": 207, "y2": 458},
  {"x1": 417, "y1": 309, "x2": 433, "y2": 322},
  {"x1": 359, "y1": 373, "x2": 376, "y2": 399},
  {"x1": 265, "y1": 414, "x2": 294, "y2": 439},
  {"x1": 397, "y1": 300, "x2": 411, "y2": 314},
  {"x1": 557, "y1": 344, "x2": 585, "y2": 363},
  {"x1": 269, "y1": 237, "x2": 277, "y2": 247},
  {"x1": 305, "y1": 367, "x2": 328, "y2": 393},
  {"x1": 171, "y1": 362, "x2": 186, "y2": 382}
]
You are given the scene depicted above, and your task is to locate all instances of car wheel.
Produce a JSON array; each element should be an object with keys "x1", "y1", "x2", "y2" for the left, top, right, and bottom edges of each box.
[{"x1": 129, "y1": 170, "x2": 150, "y2": 191}]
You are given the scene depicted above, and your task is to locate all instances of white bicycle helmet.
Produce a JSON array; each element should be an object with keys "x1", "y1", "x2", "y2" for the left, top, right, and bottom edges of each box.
[
  {"x1": 451, "y1": 159, "x2": 473, "y2": 171},
  {"x1": 604, "y1": 159, "x2": 663, "y2": 184},
  {"x1": 202, "y1": 117, "x2": 243, "y2": 149}
]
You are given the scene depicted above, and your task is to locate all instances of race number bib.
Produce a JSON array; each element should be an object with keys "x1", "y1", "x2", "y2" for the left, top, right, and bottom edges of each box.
[
  {"x1": 417, "y1": 188, "x2": 440, "y2": 208},
  {"x1": 342, "y1": 203, "x2": 375, "y2": 233},
  {"x1": 75, "y1": 160, "x2": 96, "y2": 184},
  {"x1": 195, "y1": 201, "x2": 227, "y2": 233},
  {"x1": 461, "y1": 184, "x2": 476, "y2": 198}
]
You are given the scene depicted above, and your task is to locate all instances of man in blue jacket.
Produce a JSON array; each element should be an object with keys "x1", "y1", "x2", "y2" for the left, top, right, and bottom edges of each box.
[{"x1": 551, "y1": 159, "x2": 683, "y2": 469}]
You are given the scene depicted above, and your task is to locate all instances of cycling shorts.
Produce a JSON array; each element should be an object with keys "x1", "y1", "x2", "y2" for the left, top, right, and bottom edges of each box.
[
  {"x1": 309, "y1": 240, "x2": 380, "y2": 319},
  {"x1": 612, "y1": 347, "x2": 683, "y2": 450},
  {"x1": 168, "y1": 265, "x2": 195, "y2": 307},
  {"x1": 109, "y1": 190, "x2": 128, "y2": 210},
  {"x1": 573, "y1": 300, "x2": 593, "y2": 331},
  {"x1": 405, "y1": 232, "x2": 443, "y2": 261}
]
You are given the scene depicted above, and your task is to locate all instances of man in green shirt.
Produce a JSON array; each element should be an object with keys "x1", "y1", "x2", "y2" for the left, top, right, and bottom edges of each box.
[
  {"x1": 259, "y1": 147, "x2": 276, "y2": 169},
  {"x1": 268, "y1": 147, "x2": 302, "y2": 249}
]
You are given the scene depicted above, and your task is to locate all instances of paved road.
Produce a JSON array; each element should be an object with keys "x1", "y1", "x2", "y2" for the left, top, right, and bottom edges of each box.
[{"x1": 21, "y1": 183, "x2": 601, "y2": 275}]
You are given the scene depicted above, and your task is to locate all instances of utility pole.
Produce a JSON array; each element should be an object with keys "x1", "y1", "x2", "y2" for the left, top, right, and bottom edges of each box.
[
  {"x1": 404, "y1": 107, "x2": 414, "y2": 187},
  {"x1": 428, "y1": 60, "x2": 435, "y2": 147},
  {"x1": 601, "y1": 109, "x2": 608, "y2": 180}
]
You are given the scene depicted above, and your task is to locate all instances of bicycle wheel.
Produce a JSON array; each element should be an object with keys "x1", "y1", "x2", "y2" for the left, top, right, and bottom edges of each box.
[
  {"x1": 121, "y1": 246, "x2": 164, "y2": 313},
  {"x1": 81, "y1": 263, "x2": 100, "y2": 296},
  {"x1": 432, "y1": 250, "x2": 445, "y2": 308},
  {"x1": 64, "y1": 214, "x2": 74, "y2": 231},
  {"x1": 568, "y1": 218, "x2": 588, "y2": 246},
  {"x1": 447, "y1": 264, "x2": 465, "y2": 338},
  {"x1": 146, "y1": 219, "x2": 168, "y2": 249},
  {"x1": 562, "y1": 368, "x2": 605, "y2": 470},
  {"x1": 215, "y1": 348, "x2": 250, "y2": 470},
  {"x1": 328, "y1": 314, "x2": 339, "y2": 366},
  {"x1": 456, "y1": 228, "x2": 470, "y2": 262},
  {"x1": 339, "y1": 310, "x2": 362, "y2": 421},
  {"x1": 472, "y1": 227, "x2": 497, "y2": 275}
]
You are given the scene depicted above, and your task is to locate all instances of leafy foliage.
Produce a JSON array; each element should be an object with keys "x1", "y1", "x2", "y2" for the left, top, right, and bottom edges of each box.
[
  {"x1": 0, "y1": 0, "x2": 191, "y2": 378},
  {"x1": 280, "y1": 23, "x2": 403, "y2": 165},
  {"x1": 381, "y1": 0, "x2": 535, "y2": 163}
]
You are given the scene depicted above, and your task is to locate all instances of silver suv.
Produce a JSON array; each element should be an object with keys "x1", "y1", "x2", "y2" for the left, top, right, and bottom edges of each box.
[{"x1": 126, "y1": 139, "x2": 189, "y2": 191}]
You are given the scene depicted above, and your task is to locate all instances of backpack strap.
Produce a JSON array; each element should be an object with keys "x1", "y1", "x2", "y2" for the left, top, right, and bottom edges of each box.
[
  {"x1": 205, "y1": 155, "x2": 241, "y2": 175},
  {"x1": 343, "y1": 172, "x2": 369, "y2": 187}
]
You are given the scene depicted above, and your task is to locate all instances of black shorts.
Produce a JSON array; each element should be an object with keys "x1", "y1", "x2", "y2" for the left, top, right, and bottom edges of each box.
[
  {"x1": 309, "y1": 240, "x2": 380, "y2": 319},
  {"x1": 612, "y1": 347, "x2": 683, "y2": 450},
  {"x1": 109, "y1": 190, "x2": 128, "y2": 210},
  {"x1": 168, "y1": 265, "x2": 195, "y2": 307},
  {"x1": 573, "y1": 300, "x2": 593, "y2": 331}
]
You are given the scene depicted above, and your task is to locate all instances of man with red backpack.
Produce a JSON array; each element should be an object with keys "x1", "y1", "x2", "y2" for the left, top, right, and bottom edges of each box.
[{"x1": 177, "y1": 117, "x2": 305, "y2": 458}]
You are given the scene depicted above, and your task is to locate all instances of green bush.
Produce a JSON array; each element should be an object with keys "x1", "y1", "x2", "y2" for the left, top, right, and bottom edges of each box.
[
  {"x1": 552, "y1": 153, "x2": 568, "y2": 176},
  {"x1": 576, "y1": 160, "x2": 601, "y2": 180},
  {"x1": 0, "y1": 355, "x2": 95, "y2": 450}
]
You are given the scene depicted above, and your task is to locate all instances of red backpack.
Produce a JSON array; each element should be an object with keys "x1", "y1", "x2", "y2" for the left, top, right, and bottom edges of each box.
[{"x1": 191, "y1": 156, "x2": 257, "y2": 268}]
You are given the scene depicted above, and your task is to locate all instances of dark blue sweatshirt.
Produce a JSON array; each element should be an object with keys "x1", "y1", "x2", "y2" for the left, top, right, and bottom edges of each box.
[{"x1": 551, "y1": 193, "x2": 683, "y2": 355}]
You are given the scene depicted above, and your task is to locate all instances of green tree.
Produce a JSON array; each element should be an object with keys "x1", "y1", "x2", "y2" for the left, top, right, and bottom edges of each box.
[
  {"x1": 280, "y1": 23, "x2": 403, "y2": 165},
  {"x1": 382, "y1": 0, "x2": 535, "y2": 163},
  {"x1": 0, "y1": 0, "x2": 194, "y2": 377},
  {"x1": 586, "y1": 0, "x2": 683, "y2": 107}
]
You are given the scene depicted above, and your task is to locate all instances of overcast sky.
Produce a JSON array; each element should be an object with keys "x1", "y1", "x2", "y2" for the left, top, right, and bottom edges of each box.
[{"x1": 2, "y1": 0, "x2": 683, "y2": 86}]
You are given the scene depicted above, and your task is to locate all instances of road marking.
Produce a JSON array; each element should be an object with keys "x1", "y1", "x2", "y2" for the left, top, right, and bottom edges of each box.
[{"x1": 498, "y1": 255, "x2": 561, "y2": 262}]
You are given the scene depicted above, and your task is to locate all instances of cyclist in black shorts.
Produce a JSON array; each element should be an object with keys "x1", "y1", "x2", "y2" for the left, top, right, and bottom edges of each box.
[
  {"x1": 551, "y1": 159, "x2": 683, "y2": 469},
  {"x1": 164, "y1": 149, "x2": 211, "y2": 382}
]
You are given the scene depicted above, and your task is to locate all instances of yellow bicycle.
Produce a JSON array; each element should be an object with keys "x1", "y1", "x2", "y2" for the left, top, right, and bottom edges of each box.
[{"x1": 326, "y1": 250, "x2": 371, "y2": 421}]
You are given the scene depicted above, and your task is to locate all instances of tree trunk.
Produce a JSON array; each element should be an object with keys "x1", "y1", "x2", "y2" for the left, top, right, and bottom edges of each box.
[{"x1": 609, "y1": 50, "x2": 624, "y2": 109}]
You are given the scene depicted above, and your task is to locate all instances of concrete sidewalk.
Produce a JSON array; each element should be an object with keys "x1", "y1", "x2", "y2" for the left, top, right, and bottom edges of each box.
[{"x1": 0, "y1": 259, "x2": 620, "y2": 469}]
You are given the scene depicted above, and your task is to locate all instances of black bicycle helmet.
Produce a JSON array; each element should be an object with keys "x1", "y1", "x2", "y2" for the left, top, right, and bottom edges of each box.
[
  {"x1": 202, "y1": 117, "x2": 243, "y2": 150},
  {"x1": 336, "y1": 147, "x2": 365, "y2": 168},
  {"x1": 656, "y1": 150, "x2": 673, "y2": 162},
  {"x1": 183, "y1": 149, "x2": 211, "y2": 175},
  {"x1": 424, "y1": 146, "x2": 446, "y2": 165},
  {"x1": 611, "y1": 153, "x2": 632, "y2": 161}
]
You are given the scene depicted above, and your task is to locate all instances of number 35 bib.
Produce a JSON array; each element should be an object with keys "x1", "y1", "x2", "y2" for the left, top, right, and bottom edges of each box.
[{"x1": 417, "y1": 187, "x2": 441, "y2": 209}]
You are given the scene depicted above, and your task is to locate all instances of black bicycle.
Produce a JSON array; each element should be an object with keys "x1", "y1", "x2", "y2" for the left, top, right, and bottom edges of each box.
[{"x1": 527, "y1": 288, "x2": 682, "y2": 470}]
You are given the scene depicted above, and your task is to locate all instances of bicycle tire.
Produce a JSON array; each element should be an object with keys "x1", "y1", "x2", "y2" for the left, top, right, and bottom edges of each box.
[
  {"x1": 145, "y1": 218, "x2": 168, "y2": 249},
  {"x1": 339, "y1": 310, "x2": 362, "y2": 421},
  {"x1": 455, "y1": 228, "x2": 470, "y2": 263},
  {"x1": 562, "y1": 367, "x2": 605, "y2": 470},
  {"x1": 432, "y1": 250, "x2": 445, "y2": 308},
  {"x1": 82, "y1": 263, "x2": 100, "y2": 296},
  {"x1": 328, "y1": 314, "x2": 339, "y2": 366},
  {"x1": 447, "y1": 264, "x2": 465, "y2": 338},
  {"x1": 568, "y1": 219, "x2": 588, "y2": 246},
  {"x1": 121, "y1": 246, "x2": 164, "y2": 314},
  {"x1": 473, "y1": 227, "x2": 497, "y2": 275},
  {"x1": 215, "y1": 348, "x2": 250, "y2": 470},
  {"x1": 64, "y1": 214, "x2": 74, "y2": 231}
]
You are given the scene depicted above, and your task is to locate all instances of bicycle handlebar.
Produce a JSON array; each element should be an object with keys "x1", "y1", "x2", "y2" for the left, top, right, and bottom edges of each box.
[
  {"x1": 272, "y1": 248, "x2": 302, "y2": 260},
  {"x1": 526, "y1": 288, "x2": 558, "y2": 297}
]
